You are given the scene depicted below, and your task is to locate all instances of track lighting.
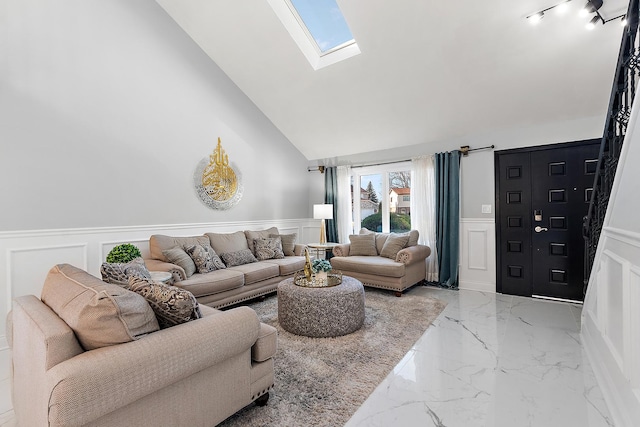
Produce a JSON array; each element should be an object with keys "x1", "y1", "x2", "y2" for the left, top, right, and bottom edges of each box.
[
  {"x1": 527, "y1": 0, "x2": 624, "y2": 30},
  {"x1": 586, "y1": 15, "x2": 600, "y2": 29}
]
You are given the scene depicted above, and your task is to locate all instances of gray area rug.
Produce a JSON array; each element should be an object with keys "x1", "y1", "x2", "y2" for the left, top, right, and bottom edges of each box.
[{"x1": 219, "y1": 287, "x2": 447, "y2": 427}]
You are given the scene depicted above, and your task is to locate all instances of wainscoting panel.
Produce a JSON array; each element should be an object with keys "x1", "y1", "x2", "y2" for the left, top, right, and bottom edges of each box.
[
  {"x1": 459, "y1": 218, "x2": 496, "y2": 292},
  {"x1": 582, "y1": 227, "x2": 640, "y2": 426}
]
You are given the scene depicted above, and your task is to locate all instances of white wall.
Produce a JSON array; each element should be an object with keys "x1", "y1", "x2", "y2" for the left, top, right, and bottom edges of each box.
[
  {"x1": 0, "y1": 0, "x2": 312, "y2": 232},
  {"x1": 581, "y1": 98, "x2": 640, "y2": 426}
]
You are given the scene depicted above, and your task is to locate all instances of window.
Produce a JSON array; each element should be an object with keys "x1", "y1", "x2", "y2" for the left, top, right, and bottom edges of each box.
[
  {"x1": 268, "y1": 0, "x2": 360, "y2": 70},
  {"x1": 349, "y1": 163, "x2": 412, "y2": 234}
]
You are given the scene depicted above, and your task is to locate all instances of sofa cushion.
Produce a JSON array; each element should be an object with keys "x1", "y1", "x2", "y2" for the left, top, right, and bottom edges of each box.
[
  {"x1": 206, "y1": 231, "x2": 249, "y2": 254},
  {"x1": 349, "y1": 234, "x2": 378, "y2": 256},
  {"x1": 254, "y1": 237, "x2": 285, "y2": 261},
  {"x1": 227, "y1": 262, "x2": 280, "y2": 285},
  {"x1": 270, "y1": 233, "x2": 297, "y2": 256},
  {"x1": 330, "y1": 256, "x2": 406, "y2": 278},
  {"x1": 221, "y1": 249, "x2": 258, "y2": 267},
  {"x1": 100, "y1": 257, "x2": 151, "y2": 287},
  {"x1": 185, "y1": 244, "x2": 226, "y2": 273},
  {"x1": 245, "y1": 227, "x2": 279, "y2": 255},
  {"x1": 263, "y1": 256, "x2": 305, "y2": 275},
  {"x1": 175, "y1": 269, "x2": 245, "y2": 297},
  {"x1": 380, "y1": 233, "x2": 410, "y2": 259},
  {"x1": 162, "y1": 247, "x2": 197, "y2": 277},
  {"x1": 149, "y1": 235, "x2": 210, "y2": 262},
  {"x1": 41, "y1": 264, "x2": 159, "y2": 350},
  {"x1": 128, "y1": 276, "x2": 202, "y2": 329}
]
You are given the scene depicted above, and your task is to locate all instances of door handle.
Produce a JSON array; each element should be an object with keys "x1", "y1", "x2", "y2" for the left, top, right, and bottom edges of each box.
[{"x1": 534, "y1": 226, "x2": 548, "y2": 233}]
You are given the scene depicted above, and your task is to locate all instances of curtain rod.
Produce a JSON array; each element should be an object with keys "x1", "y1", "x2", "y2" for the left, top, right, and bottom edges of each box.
[{"x1": 306, "y1": 145, "x2": 495, "y2": 172}]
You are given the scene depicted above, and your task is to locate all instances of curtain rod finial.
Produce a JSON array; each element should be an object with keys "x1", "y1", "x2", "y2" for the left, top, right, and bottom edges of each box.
[{"x1": 460, "y1": 146, "x2": 470, "y2": 156}]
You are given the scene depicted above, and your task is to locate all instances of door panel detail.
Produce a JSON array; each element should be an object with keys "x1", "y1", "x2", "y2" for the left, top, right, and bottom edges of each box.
[
  {"x1": 549, "y1": 162, "x2": 566, "y2": 176},
  {"x1": 508, "y1": 167, "x2": 522, "y2": 179},
  {"x1": 550, "y1": 243, "x2": 567, "y2": 256},
  {"x1": 507, "y1": 192, "x2": 522, "y2": 203},
  {"x1": 508, "y1": 266, "x2": 523, "y2": 278},
  {"x1": 549, "y1": 217, "x2": 567, "y2": 229},
  {"x1": 508, "y1": 241, "x2": 522, "y2": 252},
  {"x1": 549, "y1": 189, "x2": 566, "y2": 203},
  {"x1": 550, "y1": 269, "x2": 567, "y2": 283},
  {"x1": 508, "y1": 217, "x2": 523, "y2": 228},
  {"x1": 584, "y1": 159, "x2": 598, "y2": 175}
]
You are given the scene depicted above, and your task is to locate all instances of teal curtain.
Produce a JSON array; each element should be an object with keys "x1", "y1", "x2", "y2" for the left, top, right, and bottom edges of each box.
[
  {"x1": 324, "y1": 166, "x2": 339, "y2": 244},
  {"x1": 434, "y1": 151, "x2": 461, "y2": 288}
]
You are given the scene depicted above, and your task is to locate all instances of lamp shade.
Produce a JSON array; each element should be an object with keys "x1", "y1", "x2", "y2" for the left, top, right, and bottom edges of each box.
[{"x1": 313, "y1": 204, "x2": 334, "y2": 220}]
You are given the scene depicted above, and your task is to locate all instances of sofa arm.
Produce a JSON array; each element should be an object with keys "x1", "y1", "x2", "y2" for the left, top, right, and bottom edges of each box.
[
  {"x1": 46, "y1": 306, "x2": 261, "y2": 426},
  {"x1": 332, "y1": 244, "x2": 350, "y2": 257},
  {"x1": 144, "y1": 258, "x2": 186, "y2": 281},
  {"x1": 396, "y1": 245, "x2": 431, "y2": 265}
]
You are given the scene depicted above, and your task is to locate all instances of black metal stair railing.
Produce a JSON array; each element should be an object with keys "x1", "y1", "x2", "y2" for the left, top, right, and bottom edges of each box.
[{"x1": 583, "y1": 0, "x2": 640, "y2": 292}]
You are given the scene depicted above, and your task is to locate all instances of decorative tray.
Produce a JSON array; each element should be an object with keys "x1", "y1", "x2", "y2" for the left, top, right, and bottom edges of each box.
[{"x1": 293, "y1": 270, "x2": 343, "y2": 288}]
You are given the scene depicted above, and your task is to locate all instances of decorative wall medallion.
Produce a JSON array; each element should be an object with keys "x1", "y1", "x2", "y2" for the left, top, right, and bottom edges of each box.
[{"x1": 194, "y1": 138, "x2": 243, "y2": 210}]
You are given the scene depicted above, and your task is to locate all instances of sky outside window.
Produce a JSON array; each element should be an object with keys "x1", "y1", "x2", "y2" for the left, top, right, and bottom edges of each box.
[{"x1": 289, "y1": 0, "x2": 354, "y2": 53}]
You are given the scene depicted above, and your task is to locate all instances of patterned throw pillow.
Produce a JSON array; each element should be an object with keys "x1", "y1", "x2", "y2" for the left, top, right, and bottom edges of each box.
[
  {"x1": 379, "y1": 233, "x2": 410, "y2": 259},
  {"x1": 349, "y1": 234, "x2": 378, "y2": 256},
  {"x1": 185, "y1": 244, "x2": 226, "y2": 274},
  {"x1": 162, "y1": 246, "x2": 197, "y2": 277},
  {"x1": 254, "y1": 237, "x2": 285, "y2": 261},
  {"x1": 101, "y1": 257, "x2": 151, "y2": 287},
  {"x1": 221, "y1": 249, "x2": 258, "y2": 267},
  {"x1": 270, "y1": 233, "x2": 297, "y2": 256},
  {"x1": 128, "y1": 276, "x2": 202, "y2": 329}
]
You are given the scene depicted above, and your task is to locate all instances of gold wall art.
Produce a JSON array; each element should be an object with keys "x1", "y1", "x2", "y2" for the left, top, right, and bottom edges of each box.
[{"x1": 194, "y1": 137, "x2": 243, "y2": 210}]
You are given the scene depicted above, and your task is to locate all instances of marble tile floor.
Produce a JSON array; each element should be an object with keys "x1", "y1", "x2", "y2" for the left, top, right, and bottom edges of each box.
[
  {"x1": 0, "y1": 287, "x2": 613, "y2": 427},
  {"x1": 345, "y1": 286, "x2": 613, "y2": 427}
]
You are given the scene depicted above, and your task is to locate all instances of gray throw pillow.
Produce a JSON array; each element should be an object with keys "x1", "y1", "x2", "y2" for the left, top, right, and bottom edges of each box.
[
  {"x1": 128, "y1": 276, "x2": 202, "y2": 329},
  {"x1": 254, "y1": 237, "x2": 285, "y2": 261},
  {"x1": 380, "y1": 233, "x2": 410, "y2": 259},
  {"x1": 100, "y1": 258, "x2": 151, "y2": 287},
  {"x1": 162, "y1": 247, "x2": 197, "y2": 277},
  {"x1": 270, "y1": 233, "x2": 297, "y2": 256},
  {"x1": 349, "y1": 234, "x2": 378, "y2": 256},
  {"x1": 185, "y1": 244, "x2": 226, "y2": 273},
  {"x1": 221, "y1": 249, "x2": 258, "y2": 267}
]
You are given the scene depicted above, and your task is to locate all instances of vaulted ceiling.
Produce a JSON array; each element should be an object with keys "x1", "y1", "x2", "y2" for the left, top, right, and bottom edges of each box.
[{"x1": 156, "y1": 0, "x2": 629, "y2": 161}]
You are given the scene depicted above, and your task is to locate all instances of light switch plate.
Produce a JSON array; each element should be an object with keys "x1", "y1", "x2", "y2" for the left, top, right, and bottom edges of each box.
[{"x1": 482, "y1": 204, "x2": 492, "y2": 214}]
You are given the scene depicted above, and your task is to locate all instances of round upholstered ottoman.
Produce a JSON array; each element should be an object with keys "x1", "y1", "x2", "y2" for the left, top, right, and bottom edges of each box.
[{"x1": 277, "y1": 276, "x2": 365, "y2": 337}]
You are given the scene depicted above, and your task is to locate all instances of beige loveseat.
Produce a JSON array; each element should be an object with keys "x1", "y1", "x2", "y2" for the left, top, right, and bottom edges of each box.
[
  {"x1": 144, "y1": 227, "x2": 305, "y2": 308},
  {"x1": 329, "y1": 229, "x2": 431, "y2": 296},
  {"x1": 7, "y1": 264, "x2": 277, "y2": 427}
]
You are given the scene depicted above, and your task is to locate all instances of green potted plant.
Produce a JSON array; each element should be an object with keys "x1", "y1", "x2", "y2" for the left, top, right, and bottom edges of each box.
[
  {"x1": 106, "y1": 243, "x2": 142, "y2": 263},
  {"x1": 312, "y1": 259, "x2": 332, "y2": 283}
]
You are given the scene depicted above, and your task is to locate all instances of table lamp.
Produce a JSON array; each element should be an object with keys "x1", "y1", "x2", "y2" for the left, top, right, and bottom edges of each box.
[{"x1": 313, "y1": 204, "x2": 333, "y2": 244}]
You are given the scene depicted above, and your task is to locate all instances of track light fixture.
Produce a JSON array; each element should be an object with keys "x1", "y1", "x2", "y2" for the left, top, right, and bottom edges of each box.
[{"x1": 527, "y1": 0, "x2": 625, "y2": 30}]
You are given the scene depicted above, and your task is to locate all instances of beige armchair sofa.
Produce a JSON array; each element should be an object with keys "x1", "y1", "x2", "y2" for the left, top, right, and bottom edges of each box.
[
  {"x1": 6, "y1": 264, "x2": 276, "y2": 427},
  {"x1": 329, "y1": 229, "x2": 431, "y2": 296}
]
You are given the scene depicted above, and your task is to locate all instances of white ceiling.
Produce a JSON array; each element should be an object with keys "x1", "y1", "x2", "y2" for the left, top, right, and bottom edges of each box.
[{"x1": 156, "y1": 0, "x2": 629, "y2": 161}]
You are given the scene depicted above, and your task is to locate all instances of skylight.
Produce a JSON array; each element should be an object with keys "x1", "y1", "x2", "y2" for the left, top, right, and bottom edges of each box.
[
  {"x1": 268, "y1": 0, "x2": 360, "y2": 70},
  {"x1": 288, "y1": 0, "x2": 355, "y2": 55}
]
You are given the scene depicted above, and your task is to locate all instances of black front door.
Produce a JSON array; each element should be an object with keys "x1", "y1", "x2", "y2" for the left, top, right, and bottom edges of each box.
[{"x1": 495, "y1": 140, "x2": 600, "y2": 301}]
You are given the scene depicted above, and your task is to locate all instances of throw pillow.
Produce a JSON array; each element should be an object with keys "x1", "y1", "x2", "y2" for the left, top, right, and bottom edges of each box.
[
  {"x1": 245, "y1": 227, "x2": 279, "y2": 255},
  {"x1": 100, "y1": 257, "x2": 151, "y2": 287},
  {"x1": 270, "y1": 233, "x2": 297, "y2": 256},
  {"x1": 42, "y1": 264, "x2": 159, "y2": 350},
  {"x1": 221, "y1": 249, "x2": 258, "y2": 267},
  {"x1": 380, "y1": 233, "x2": 410, "y2": 259},
  {"x1": 254, "y1": 237, "x2": 285, "y2": 261},
  {"x1": 185, "y1": 244, "x2": 226, "y2": 274},
  {"x1": 128, "y1": 276, "x2": 202, "y2": 329},
  {"x1": 349, "y1": 234, "x2": 378, "y2": 256},
  {"x1": 162, "y1": 246, "x2": 197, "y2": 277}
]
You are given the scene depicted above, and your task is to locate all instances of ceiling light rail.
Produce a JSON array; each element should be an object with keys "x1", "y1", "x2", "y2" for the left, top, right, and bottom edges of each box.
[{"x1": 527, "y1": 0, "x2": 628, "y2": 29}]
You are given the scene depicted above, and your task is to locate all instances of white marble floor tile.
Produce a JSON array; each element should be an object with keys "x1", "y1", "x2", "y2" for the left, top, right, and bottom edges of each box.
[{"x1": 345, "y1": 287, "x2": 613, "y2": 427}]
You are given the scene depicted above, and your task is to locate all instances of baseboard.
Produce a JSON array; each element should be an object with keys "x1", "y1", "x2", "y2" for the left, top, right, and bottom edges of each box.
[{"x1": 458, "y1": 280, "x2": 495, "y2": 293}]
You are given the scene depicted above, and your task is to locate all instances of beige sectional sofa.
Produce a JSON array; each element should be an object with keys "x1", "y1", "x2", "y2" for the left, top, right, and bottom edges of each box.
[
  {"x1": 144, "y1": 227, "x2": 305, "y2": 308},
  {"x1": 7, "y1": 264, "x2": 277, "y2": 427},
  {"x1": 329, "y1": 229, "x2": 431, "y2": 296}
]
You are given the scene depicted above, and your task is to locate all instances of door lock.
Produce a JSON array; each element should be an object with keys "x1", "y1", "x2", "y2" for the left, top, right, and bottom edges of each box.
[{"x1": 534, "y1": 226, "x2": 548, "y2": 233}]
